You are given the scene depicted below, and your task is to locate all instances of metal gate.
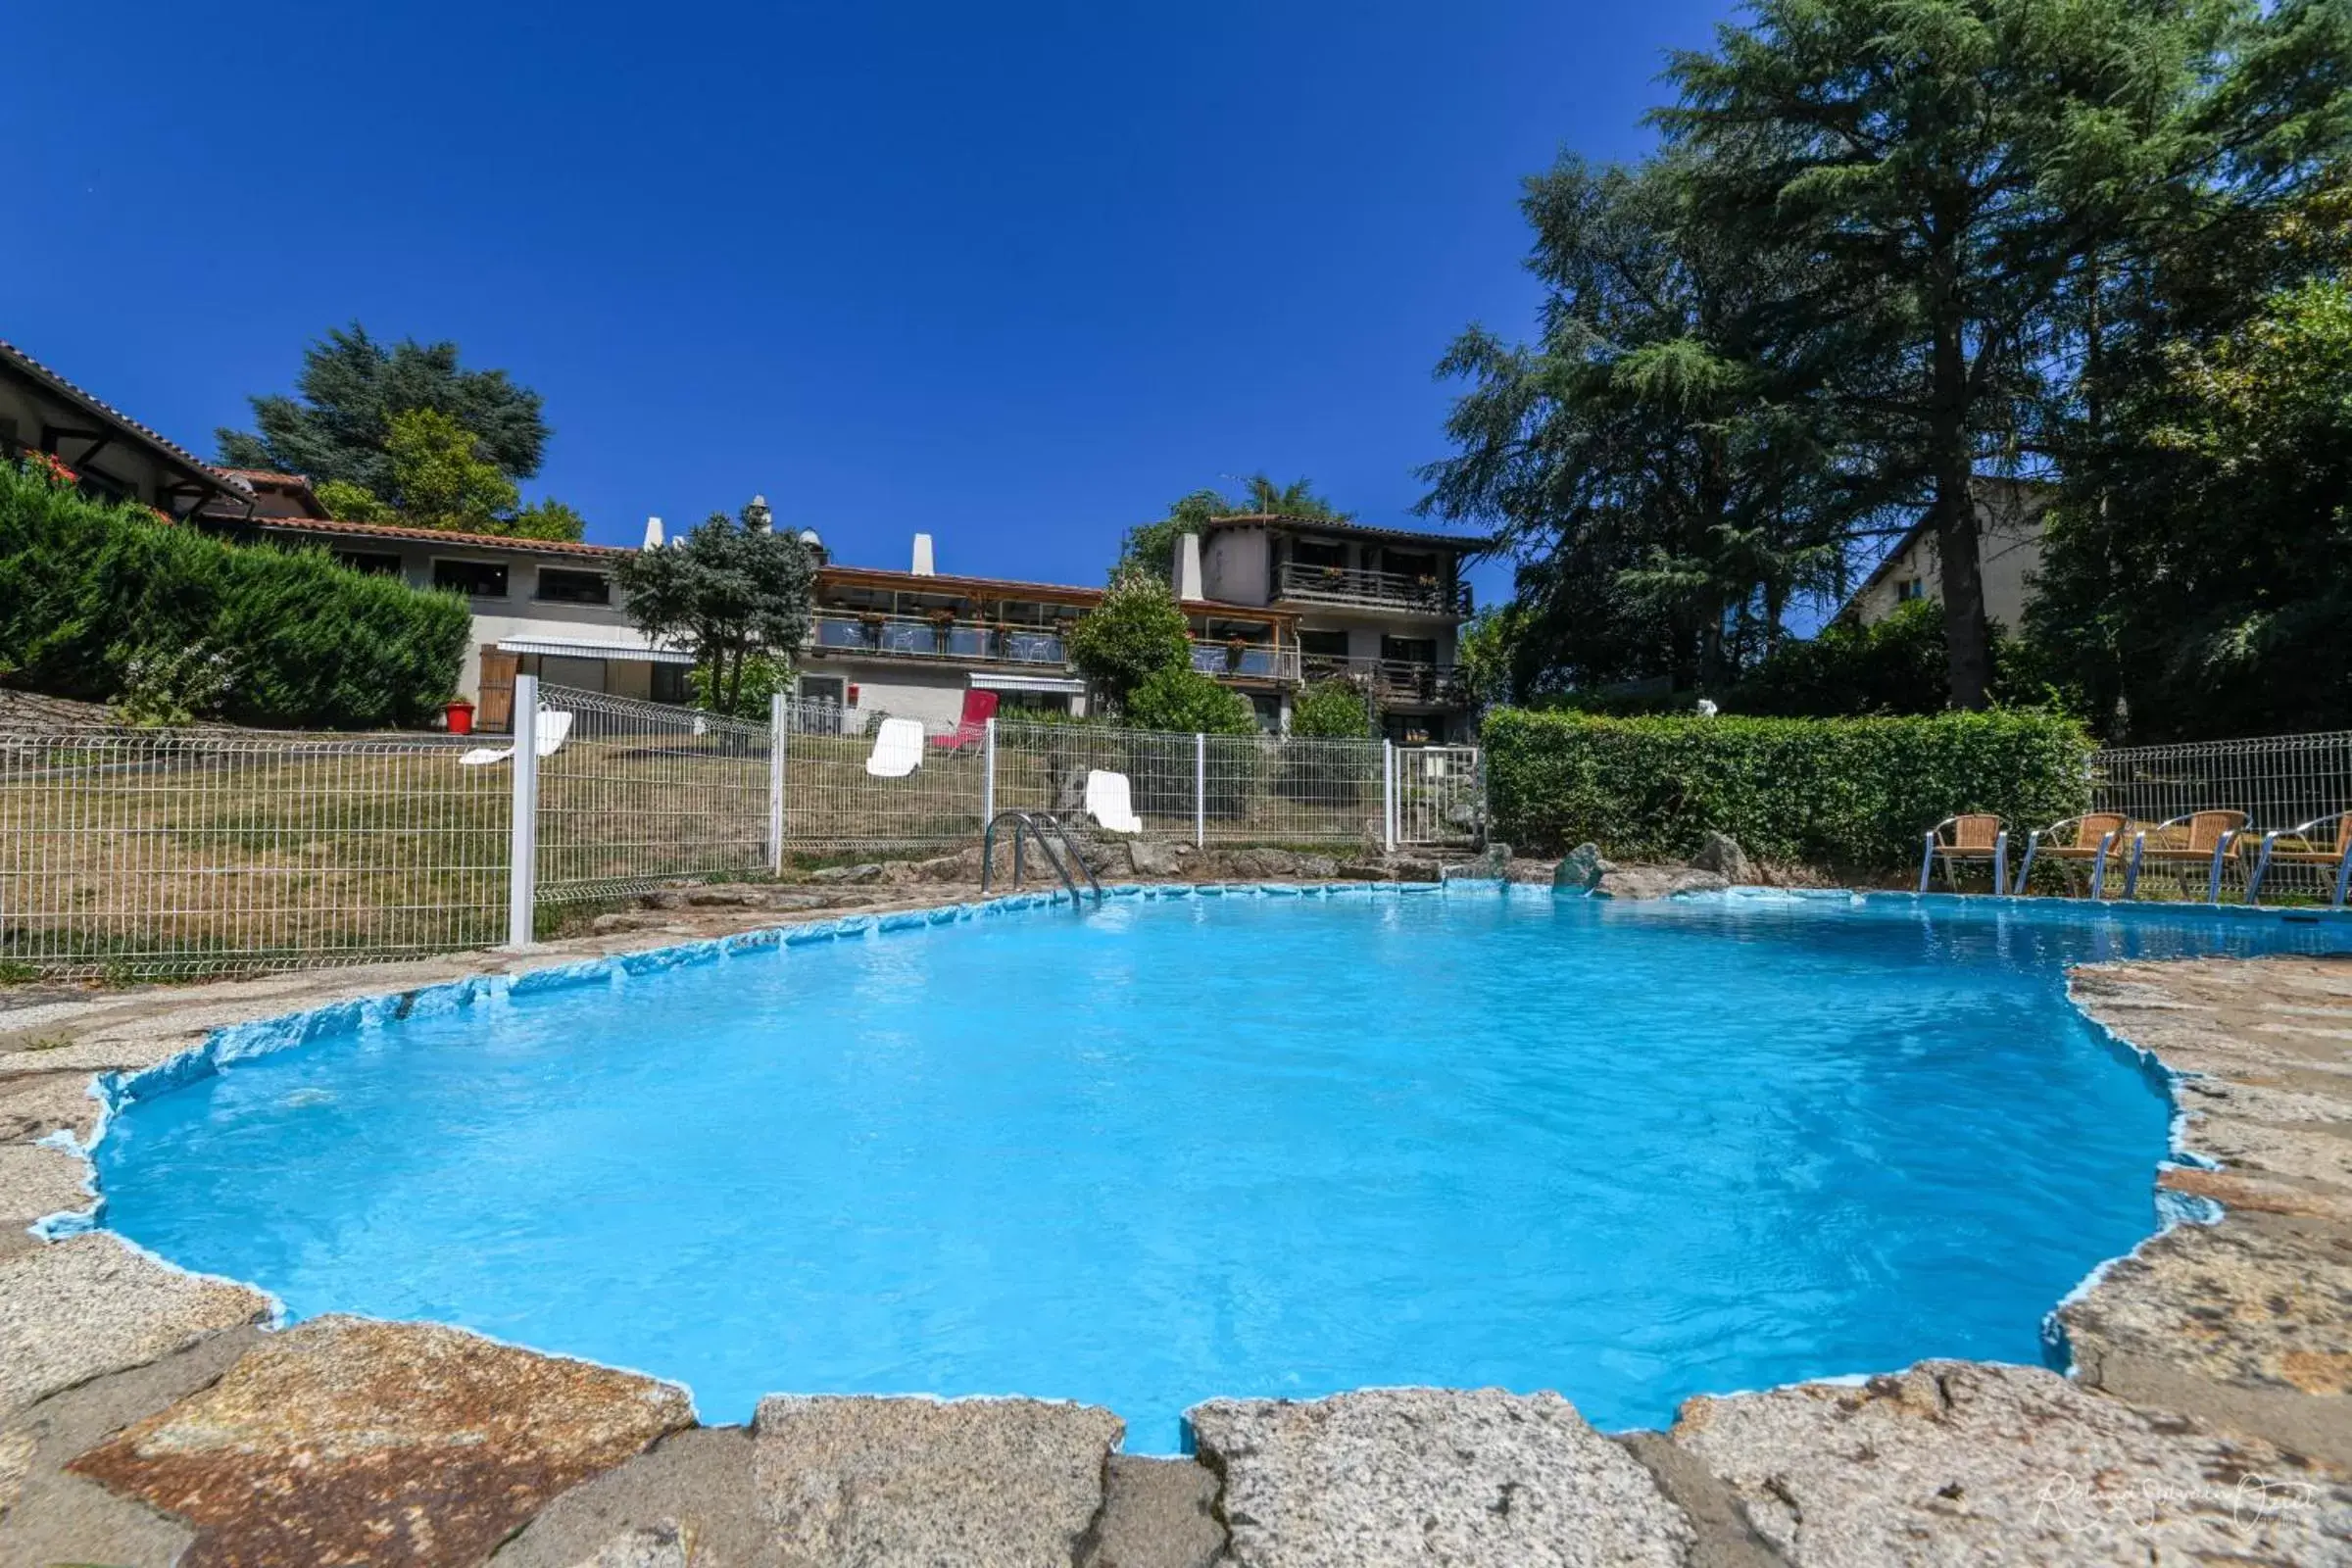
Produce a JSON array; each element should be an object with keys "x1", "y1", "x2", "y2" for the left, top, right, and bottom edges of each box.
[{"x1": 1394, "y1": 745, "x2": 1482, "y2": 846}]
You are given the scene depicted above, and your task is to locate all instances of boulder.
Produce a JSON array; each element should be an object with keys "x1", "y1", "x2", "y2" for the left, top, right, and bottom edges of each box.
[
  {"x1": 1687, "y1": 832, "x2": 1751, "y2": 883},
  {"x1": 1596, "y1": 865, "x2": 1728, "y2": 901},
  {"x1": 1336, "y1": 862, "x2": 1393, "y2": 882},
  {"x1": 808, "y1": 862, "x2": 885, "y2": 885},
  {"x1": 1553, "y1": 844, "x2": 1606, "y2": 892},
  {"x1": 1125, "y1": 839, "x2": 1186, "y2": 878}
]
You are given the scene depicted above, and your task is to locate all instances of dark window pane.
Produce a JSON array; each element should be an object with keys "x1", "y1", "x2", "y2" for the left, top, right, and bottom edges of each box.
[
  {"x1": 433, "y1": 560, "x2": 509, "y2": 598},
  {"x1": 536, "y1": 567, "x2": 611, "y2": 605}
]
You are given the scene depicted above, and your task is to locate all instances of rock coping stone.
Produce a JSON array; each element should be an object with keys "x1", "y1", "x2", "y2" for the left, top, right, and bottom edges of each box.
[
  {"x1": 752, "y1": 1394, "x2": 1124, "y2": 1568},
  {"x1": 0, "y1": 1234, "x2": 270, "y2": 1416},
  {"x1": 1671, "y1": 1360, "x2": 2352, "y2": 1567},
  {"x1": 1553, "y1": 844, "x2": 1606, "y2": 892},
  {"x1": 68, "y1": 1315, "x2": 693, "y2": 1568},
  {"x1": 1687, "y1": 832, "x2": 1752, "y2": 883},
  {"x1": 1190, "y1": 1387, "x2": 1693, "y2": 1568}
]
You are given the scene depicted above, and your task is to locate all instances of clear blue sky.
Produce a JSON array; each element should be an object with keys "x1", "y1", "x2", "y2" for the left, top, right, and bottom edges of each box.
[{"x1": 9, "y1": 1, "x2": 1732, "y2": 598}]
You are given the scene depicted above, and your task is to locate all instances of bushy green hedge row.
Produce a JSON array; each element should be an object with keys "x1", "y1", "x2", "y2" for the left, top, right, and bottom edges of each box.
[
  {"x1": 1483, "y1": 708, "x2": 2092, "y2": 870},
  {"x1": 0, "y1": 461, "x2": 470, "y2": 728}
]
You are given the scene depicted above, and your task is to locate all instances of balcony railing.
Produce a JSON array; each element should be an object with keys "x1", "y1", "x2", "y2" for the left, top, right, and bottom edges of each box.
[
  {"x1": 1189, "y1": 640, "x2": 1301, "y2": 682},
  {"x1": 1301, "y1": 656, "x2": 1470, "y2": 707},
  {"x1": 808, "y1": 612, "x2": 1068, "y2": 666},
  {"x1": 1277, "y1": 562, "x2": 1472, "y2": 616}
]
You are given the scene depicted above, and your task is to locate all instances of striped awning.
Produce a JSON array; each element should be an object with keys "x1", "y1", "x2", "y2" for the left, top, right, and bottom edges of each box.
[
  {"x1": 968, "y1": 671, "x2": 1087, "y2": 694},
  {"x1": 496, "y1": 635, "x2": 697, "y2": 665}
]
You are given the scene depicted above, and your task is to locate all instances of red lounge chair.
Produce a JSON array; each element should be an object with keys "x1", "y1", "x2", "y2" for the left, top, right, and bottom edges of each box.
[{"x1": 929, "y1": 689, "x2": 999, "y2": 753}]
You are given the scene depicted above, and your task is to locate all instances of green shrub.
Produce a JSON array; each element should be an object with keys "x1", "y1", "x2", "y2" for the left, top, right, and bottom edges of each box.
[
  {"x1": 0, "y1": 459, "x2": 469, "y2": 728},
  {"x1": 1066, "y1": 565, "x2": 1191, "y2": 707},
  {"x1": 1122, "y1": 665, "x2": 1256, "y2": 736},
  {"x1": 1291, "y1": 677, "x2": 1373, "y2": 738},
  {"x1": 1483, "y1": 707, "x2": 2091, "y2": 870}
]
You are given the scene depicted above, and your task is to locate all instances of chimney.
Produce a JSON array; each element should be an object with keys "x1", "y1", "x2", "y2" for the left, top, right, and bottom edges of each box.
[
  {"x1": 747, "y1": 494, "x2": 772, "y2": 531},
  {"x1": 642, "y1": 515, "x2": 664, "y2": 550},
  {"x1": 1175, "y1": 532, "x2": 1204, "y2": 600},
  {"x1": 911, "y1": 532, "x2": 936, "y2": 575}
]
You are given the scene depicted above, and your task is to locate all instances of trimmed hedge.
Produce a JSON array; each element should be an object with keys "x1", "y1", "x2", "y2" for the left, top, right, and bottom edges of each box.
[
  {"x1": 1484, "y1": 708, "x2": 2092, "y2": 870},
  {"x1": 0, "y1": 461, "x2": 470, "y2": 728}
]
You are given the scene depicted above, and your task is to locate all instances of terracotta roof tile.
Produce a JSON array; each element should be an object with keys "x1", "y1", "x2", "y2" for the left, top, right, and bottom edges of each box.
[{"x1": 245, "y1": 515, "x2": 631, "y2": 559}]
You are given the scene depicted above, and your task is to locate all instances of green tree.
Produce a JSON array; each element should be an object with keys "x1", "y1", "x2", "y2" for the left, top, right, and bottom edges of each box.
[
  {"x1": 1123, "y1": 665, "x2": 1257, "y2": 734},
  {"x1": 1656, "y1": 0, "x2": 2330, "y2": 709},
  {"x1": 612, "y1": 505, "x2": 816, "y2": 713},
  {"x1": 1290, "y1": 677, "x2": 1374, "y2": 738},
  {"x1": 1422, "y1": 155, "x2": 1847, "y2": 694},
  {"x1": 1066, "y1": 565, "x2": 1193, "y2": 707},
  {"x1": 219, "y1": 322, "x2": 549, "y2": 494},
  {"x1": 2032, "y1": 274, "x2": 2352, "y2": 738},
  {"x1": 509, "y1": 499, "x2": 590, "y2": 543},
  {"x1": 313, "y1": 478, "x2": 392, "y2": 523},
  {"x1": 1114, "y1": 476, "x2": 1352, "y2": 579},
  {"x1": 383, "y1": 409, "x2": 519, "y2": 530}
]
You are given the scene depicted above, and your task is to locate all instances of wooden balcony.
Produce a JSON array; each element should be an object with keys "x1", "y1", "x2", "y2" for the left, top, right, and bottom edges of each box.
[
  {"x1": 1301, "y1": 656, "x2": 1470, "y2": 707},
  {"x1": 1276, "y1": 562, "x2": 1472, "y2": 616}
]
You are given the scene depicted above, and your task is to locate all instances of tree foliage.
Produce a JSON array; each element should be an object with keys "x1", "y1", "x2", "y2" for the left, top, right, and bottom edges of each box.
[
  {"x1": 1065, "y1": 565, "x2": 1193, "y2": 704},
  {"x1": 611, "y1": 506, "x2": 815, "y2": 715},
  {"x1": 220, "y1": 323, "x2": 548, "y2": 493},
  {"x1": 221, "y1": 324, "x2": 586, "y2": 541},
  {"x1": 1436, "y1": 0, "x2": 2352, "y2": 727},
  {"x1": 1123, "y1": 665, "x2": 1256, "y2": 735},
  {"x1": 1115, "y1": 475, "x2": 1351, "y2": 579},
  {"x1": 1290, "y1": 677, "x2": 1374, "y2": 738}
]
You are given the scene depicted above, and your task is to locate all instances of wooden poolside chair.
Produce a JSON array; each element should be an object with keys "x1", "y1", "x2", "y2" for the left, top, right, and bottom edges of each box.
[
  {"x1": 2124, "y1": 809, "x2": 2248, "y2": 903},
  {"x1": 1918, "y1": 814, "x2": 2008, "y2": 895},
  {"x1": 2011, "y1": 811, "x2": 2129, "y2": 899},
  {"x1": 2246, "y1": 811, "x2": 2352, "y2": 908}
]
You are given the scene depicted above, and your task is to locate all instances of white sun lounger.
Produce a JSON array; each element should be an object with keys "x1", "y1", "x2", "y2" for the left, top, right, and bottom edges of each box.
[
  {"x1": 865, "y1": 716, "x2": 926, "y2": 778},
  {"x1": 1085, "y1": 768, "x2": 1144, "y2": 834},
  {"x1": 460, "y1": 709, "x2": 575, "y2": 766}
]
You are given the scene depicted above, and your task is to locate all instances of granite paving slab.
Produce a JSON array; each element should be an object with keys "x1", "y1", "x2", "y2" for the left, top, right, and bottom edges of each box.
[
  {"x1": 68, "y1": 1314, "x2": 693, "y2": 1567},
  {"x1": 752, "y1": 1394, "x2": 1123, "y2": 1568},
  {"x1": 1187, "y1": 1387, "x2": 1692, "y2": 1568},
  {"x1": 1669, "y1": 1360, "x2": 2352, "y2": 1566},
  {"x1": 0, "y1": 1233, "x2": 269, "y2": 1414}
]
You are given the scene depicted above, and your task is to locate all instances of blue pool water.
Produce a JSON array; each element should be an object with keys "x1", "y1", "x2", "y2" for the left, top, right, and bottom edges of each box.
[{"x1": 93, "y1": 890, "x2": 2352, "y2": 1449}]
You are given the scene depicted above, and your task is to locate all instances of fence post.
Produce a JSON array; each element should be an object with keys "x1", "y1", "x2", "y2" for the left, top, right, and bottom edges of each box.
[
  {"x1": 1195, "y1": 733, "x2": 1206, "y2": 848},
  {"x1": 767, "y1": 692, "x2": 788, "y2": 875},
  {"x1": 1383, "y1": 739, "x2": 1397, "y2": 854},
  {"x1": 983, "y1": 716, "x2": 997, "y2": 825},
  {"x1": 506, "y1": 673, "x2": 540, "y2": 948}
]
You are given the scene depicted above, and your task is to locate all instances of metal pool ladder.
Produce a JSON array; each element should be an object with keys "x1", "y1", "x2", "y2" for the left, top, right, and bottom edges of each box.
[{"x1": 981, "y1": 810, "x2": 1104, "y2": 906}]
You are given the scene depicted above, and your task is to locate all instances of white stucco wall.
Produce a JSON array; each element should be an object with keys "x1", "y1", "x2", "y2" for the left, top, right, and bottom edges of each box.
[
  {"x1": 1850, "y1": 489, "x2": 2050, "y2": 631},
  {"x1": 1200, "y1": 527, "x2": 1270, "y2": 607}
]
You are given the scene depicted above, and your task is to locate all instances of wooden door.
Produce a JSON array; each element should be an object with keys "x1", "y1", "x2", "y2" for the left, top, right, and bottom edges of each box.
[{"x1": 477, "y1": 646, "x2": 518, "y2": 733}]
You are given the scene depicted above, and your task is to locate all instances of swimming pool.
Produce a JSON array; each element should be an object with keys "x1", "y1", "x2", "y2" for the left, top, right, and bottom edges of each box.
[{"x1": 87, "y1": 887, "x2": 2352, "y2": 1451}]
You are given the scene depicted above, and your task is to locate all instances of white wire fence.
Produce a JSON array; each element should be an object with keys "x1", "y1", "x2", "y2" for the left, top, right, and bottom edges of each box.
[
  {"x1": 2084, "y1": 730, "x2": 2352, "y2": 904},
  {"x1": 0, "y1": 728, "x2": 507, "y2": 980},
  {"x1": 1, "y1": 683, "x2": 1473, "y2": 980}
]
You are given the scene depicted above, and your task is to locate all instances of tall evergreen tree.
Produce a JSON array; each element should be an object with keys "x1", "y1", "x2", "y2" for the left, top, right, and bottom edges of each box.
[
  {"x1": 1656, "y1": 0, "x2": 2298, "y2": 709},
  {"x1": 219, "y1": 323, "x2": 549, "y2": 494}
]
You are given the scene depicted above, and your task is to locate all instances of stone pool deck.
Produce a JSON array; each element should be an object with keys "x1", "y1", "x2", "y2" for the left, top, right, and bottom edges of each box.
[{"x1": 1, "y1": 886, "x2": 2349, "y2": 1564}]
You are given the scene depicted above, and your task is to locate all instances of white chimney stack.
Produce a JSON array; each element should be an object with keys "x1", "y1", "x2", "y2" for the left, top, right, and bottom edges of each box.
[
  {"x1": 911, "y1": 532, "x2": 936, "y2": 576},
  {"x1": 747, "y1": 494, "x2": 772, "y2": 531},
  {"x1": 1175, "y1": 532, "x2": 1204, "y2": 600},
  {"x1": 642, "y1": 515, "x2": 664, "y2": 550}
]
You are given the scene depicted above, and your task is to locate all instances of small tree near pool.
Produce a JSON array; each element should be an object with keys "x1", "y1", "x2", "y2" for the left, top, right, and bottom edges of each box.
[
  {"x1": 1124, "y1": 665, "x2": 1256, "y2": 735},
  {"x1": 612, "y1": 505, "x2": 814, "y2": 715},
  {"x1": 1066, "y1": 565, "x2": 1192, "y2": 710}
]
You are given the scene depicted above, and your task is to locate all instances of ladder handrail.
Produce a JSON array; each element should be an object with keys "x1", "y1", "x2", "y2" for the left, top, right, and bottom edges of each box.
[{"x1": 980, "y1": 809, "x2": 1102, "y2": 906}]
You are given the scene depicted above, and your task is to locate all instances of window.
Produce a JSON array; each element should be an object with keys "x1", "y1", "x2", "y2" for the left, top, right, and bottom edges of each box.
[
  {"x1": 433, "y1": 559, "x2": 509, "y2": 598},
  {"x1": 1896, "y1": 577, "x2": 1926, "y2": 602},
  {"x1": 335, "y1": 551, "x2": 404, "y2": 577},
  {"x1": 651, "y1": 663, "x2": 694, "y2": 704},
  {"x1": 1381, "y1": 635, "x2": 1439, "y2": 665},
  {"x1": 994, "y1": 689, "x2": 1071, "y2": 714},
  {"x1": 538, "y1": 655, "x2": 608, "y2": 692},
  {"x1": 1298, "y1": 629, "x2": 1350, "y2": 659},
  {"x1": 1382, "y1": 550, "x2": 1438, "y2": 580},
  {"x1": 1291, "y1": 538, "x2": 1346, "y2": 569},
  {"x1": 536, "y1": 567, "x2": 611, "y2": 605}
]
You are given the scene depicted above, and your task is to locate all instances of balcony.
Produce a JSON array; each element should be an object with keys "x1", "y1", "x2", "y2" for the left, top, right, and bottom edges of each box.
[
  {"x1": 808, "y1": 612, "x2": 1068, "y2": 666},
  {"x1": 1301, "y1": 656, "x2": 1470, "y2": 708},
  {"x1": 1189, "y1": 640, "x2": 1301, "y2": 683},
  {"x1": 1277, "y1": 562, "x2": 1472, "y2": 616}
]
